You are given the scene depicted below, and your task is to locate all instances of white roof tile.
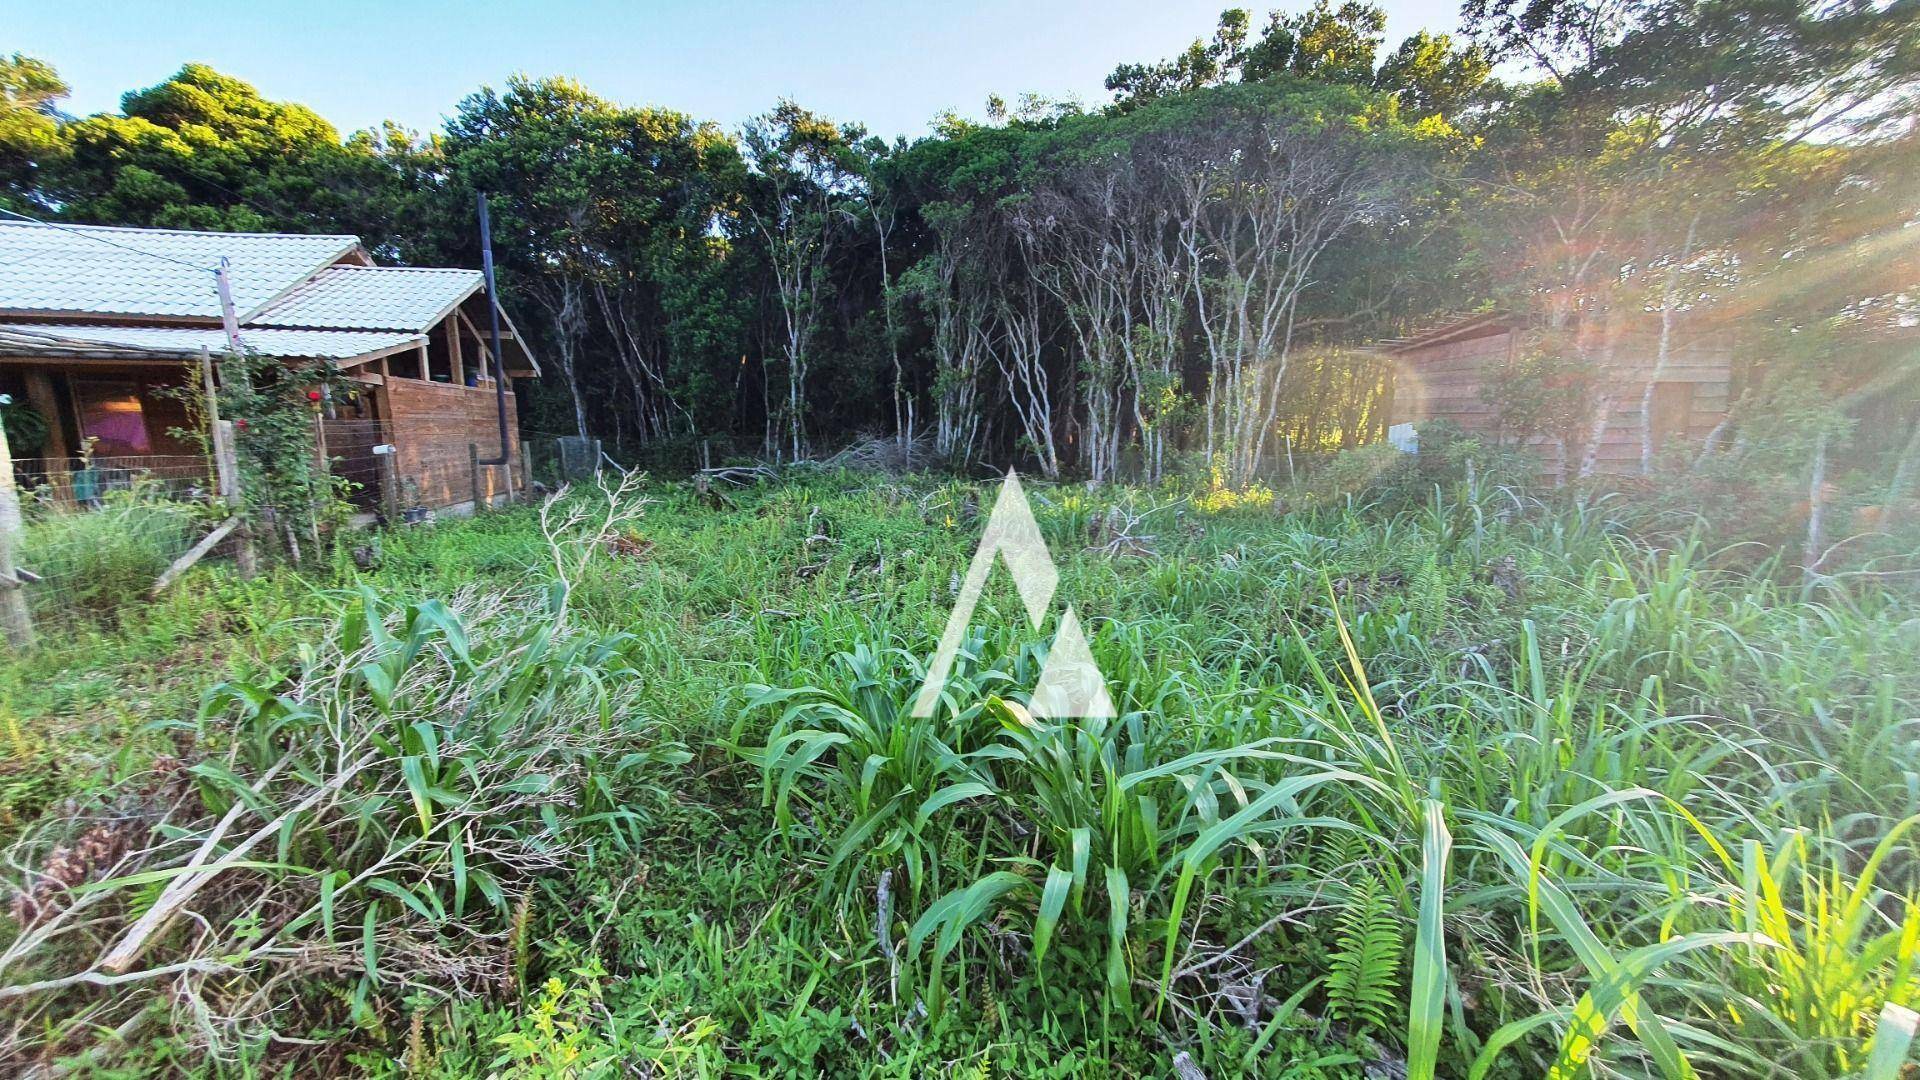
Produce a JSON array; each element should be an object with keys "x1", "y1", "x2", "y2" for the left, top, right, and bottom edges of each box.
[
  {"x1": 0, "y1": 323, "x2": 422, "y2": 363},
  {"x1": 0, "y1": 221, "x2": 361, "y2": 319},
  {"x1": 250, "y1": 265, "x2": 482, "y2": 332},
  {"x1": 0, "y1": 221, "x2": 537, "y2": 374}
]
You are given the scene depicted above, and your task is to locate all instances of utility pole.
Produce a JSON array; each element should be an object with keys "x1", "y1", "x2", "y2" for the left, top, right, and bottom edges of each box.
[
  {"x1": 474, "y1": 194, "x2": 512, "y2": 467},
  {"x1": 214, "y1": 258, "x2": 245, "y2": 352},
  {"x1": 0, "y1": 398, "x2": 36, "y2": 649}
]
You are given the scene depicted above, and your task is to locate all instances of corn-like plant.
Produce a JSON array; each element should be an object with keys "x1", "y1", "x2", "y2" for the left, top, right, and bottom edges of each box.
[{"x1": 737, "y1": 623, "x2": 1391, "y2": 1025}]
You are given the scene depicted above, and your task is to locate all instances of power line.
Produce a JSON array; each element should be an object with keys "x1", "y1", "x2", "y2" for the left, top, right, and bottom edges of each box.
[{"x1": 0, "y1": 206, "x2": 219, "y2": 274}]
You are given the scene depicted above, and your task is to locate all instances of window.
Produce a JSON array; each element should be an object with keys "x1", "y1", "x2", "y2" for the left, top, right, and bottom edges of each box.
[{"x1": 73, "y1": 380, "x2": 152, "y2": 456}]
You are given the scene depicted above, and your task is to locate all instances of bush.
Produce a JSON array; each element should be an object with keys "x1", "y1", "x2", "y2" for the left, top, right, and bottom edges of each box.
[
  {"x1": 18, "y1": 490, "x2": 200, "y2": 614},
  {"x1": 1193, "y1": 454, "x2": 1277, "y2": 512}
]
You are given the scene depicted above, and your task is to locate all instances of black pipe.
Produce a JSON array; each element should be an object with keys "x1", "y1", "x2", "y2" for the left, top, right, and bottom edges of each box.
[{"x1": 476, "y1": 191, "x2": 512, "y2": 466}]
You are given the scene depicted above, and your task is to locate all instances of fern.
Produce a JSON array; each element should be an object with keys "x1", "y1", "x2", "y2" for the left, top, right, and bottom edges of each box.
[
  {"x1": 1324, "y1": 873, "x2": 1403, "y2": 1038},
  {"x1": 1316, "y1": 828, "x2": 1366, "y2": 878},
  {"x1": 1409, "y1": 551, "x2": 1449, "y2": 631}
]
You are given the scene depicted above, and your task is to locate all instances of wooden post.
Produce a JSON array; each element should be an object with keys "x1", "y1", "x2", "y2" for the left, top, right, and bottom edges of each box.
[
  {"x1": 380, "y1": 449, "x2": 401, "y2": 524},
  {"x1": 313, "y1": 411, "x2": 329, "y2": 475},
  {"x1": 0, "y1": 413, "x2": 36, "y2": 650},
  {"x1": 469, "y1": 442, "x2": 482, "y2": 512},
  {"x1": 212, "y1": 419, "x2": 257, "y2": 578},
  {"x1": 309, "y1": 411, "x2": 328, "y2": 554},
  {"x1": 447, "y1": 320, "x2": 464, "y2": 388},
  {"x1": 21, "y1": 371, "x2": 69, "y2": 506},
  {"x1": 519, "y1": 439, "x2": 533, "y2": 503}
]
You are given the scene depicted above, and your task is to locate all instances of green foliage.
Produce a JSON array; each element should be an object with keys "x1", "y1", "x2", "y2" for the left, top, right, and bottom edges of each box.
[
  {"x1": 0, "y1": 52, "x2": 68, "y2": 213},
  {"x1": 40, "y1": 63, "x2": 400, "y2": 238},
  {"x1": 17, "y1": 485, "x2": 199, "y2": 614},
  {"x1": 1479, "y1": 328, "x2": 1598, "y2": 449},
  {"x1": 0, "y1": 527, "x2": 690, "y2": 1064},
  {"x1": 3, "y1": 471, "x2": 1918, "y2": 1074},
  {"x1": 162, "y1": 349, "x2": 351, "y2": 566},
  {"x1": 0, "y1": 398, "x2": 48, "y2": 455},
  {"x1": 1324, "y1": 872, "x2": 1403, "y2": 1037}
]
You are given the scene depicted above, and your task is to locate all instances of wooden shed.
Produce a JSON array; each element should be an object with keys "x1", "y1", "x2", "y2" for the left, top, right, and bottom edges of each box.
[
  {"x1": 0, "y1": 221, "x2": 539, "y2": 515},
  {"x1": 1379, "y1": 311, "x2": 1734, "y2": 478}
]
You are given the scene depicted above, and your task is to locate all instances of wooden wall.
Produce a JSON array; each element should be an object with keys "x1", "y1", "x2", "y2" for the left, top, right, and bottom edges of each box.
[
  {"x1": 1389, "y1": 322, "x2": 1733, "y2": 475},
  {"x1": 1388, "y1": 327, "x2": 1514, "y2": 434},
  {"x1": 383, "y1": 377, "x2": 521, "y2": 512}
]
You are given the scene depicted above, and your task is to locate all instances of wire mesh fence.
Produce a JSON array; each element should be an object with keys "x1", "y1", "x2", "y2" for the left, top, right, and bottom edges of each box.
[
  {"x1": 319, "y1": 417, "x2": 390, "y2": 514},
  {"x1": 1, "y1": 411, "x2": 554, "y2": 628},
  {"x1": 10, "y1": 456, "x2": 217, "y2": 617},
  {"x1": 520, "y1": 434, "x2": 604, "y2": 492},
  {"x1": 12, "y1": 454, "x2": 215, "y2": 507}
]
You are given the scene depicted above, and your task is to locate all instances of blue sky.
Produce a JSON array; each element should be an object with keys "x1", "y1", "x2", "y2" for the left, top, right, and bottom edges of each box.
[{"x1": 11, "y1": 0, "x2": 1462, "y2": 140}]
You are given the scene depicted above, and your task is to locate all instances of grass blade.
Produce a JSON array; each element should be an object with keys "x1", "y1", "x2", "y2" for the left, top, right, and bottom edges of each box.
[{"x1": 1408, "y1": 798, "x2": 1451, "y2": 1080}]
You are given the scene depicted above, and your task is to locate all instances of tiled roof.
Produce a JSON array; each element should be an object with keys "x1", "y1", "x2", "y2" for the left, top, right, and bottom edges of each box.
[
  {"x1": 250, "y1": 265, "x2": 484, "y2": 332},
  {"x1": 1372, "y1": 311, "x2": 1513, "y2": 353},
  {"x1": 0, "y1": 221, "x2": 361, "y2": 320},
  {"x1": 0, "y1": 323, "x2": 422, "y2": 363},
  {"x1": 0, "y1": 221, "x2": 538, "y2": 374}
]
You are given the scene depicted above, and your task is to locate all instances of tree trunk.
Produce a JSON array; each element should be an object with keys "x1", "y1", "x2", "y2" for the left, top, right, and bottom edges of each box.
[{"x1": 1803, "y1": 431, "x2": 1829, "y2": 584}]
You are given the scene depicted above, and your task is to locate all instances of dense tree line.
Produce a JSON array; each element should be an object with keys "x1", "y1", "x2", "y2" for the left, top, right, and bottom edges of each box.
[{"x1": 3, "y1": 0, "x2": 1916, "y2": 489}]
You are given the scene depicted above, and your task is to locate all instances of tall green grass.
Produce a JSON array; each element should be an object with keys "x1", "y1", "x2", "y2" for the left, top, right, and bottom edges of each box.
[
  {"x1": 18, "y1": 487, "x2": 200, "y2": 614},
  {"x1": 3, "y1": 466, "x2": 1915, "y2": 1074},
  {"x1": 729, "y1": 470, "x2": 1920, "y2": 1076}
]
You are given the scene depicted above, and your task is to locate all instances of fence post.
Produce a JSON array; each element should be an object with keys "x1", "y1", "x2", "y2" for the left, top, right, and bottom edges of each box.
[
  {"x1": 212, "y1": 419, "x2": 258, "y2": 578},
  {"x1": 469, "y1": 442, "x2": 482, "y2": 512},
  {"x1": 380, "y1": 448, "x2": 401, "y2": 524},
  {"x1": 0, "y1": 413, "x2": 36, "y2": 650},
  {"x1": 203, "y1": 351, "x2": 256, "y2": 577},
  {"x1": 520, "y1": 440, "x2": 533, "y2": 503}
]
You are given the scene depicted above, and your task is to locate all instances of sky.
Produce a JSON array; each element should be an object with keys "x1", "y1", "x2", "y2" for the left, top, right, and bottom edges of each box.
[{"x1": 10, "y1": 0, "x2": 1462, "y2": 140}]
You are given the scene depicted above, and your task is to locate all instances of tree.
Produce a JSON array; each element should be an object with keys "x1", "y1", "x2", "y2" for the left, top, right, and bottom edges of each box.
[
  {"x1": 431, "y1": 76, "x2": 748, "y2": 445},
  {"x1": 1239, "y1": 0, "x2": 1387, "y2": 85},
  {"x1": 47, "y1": 64, "x2": 400, "y2": 240},
  {"x1": 1374, "y1": 31, "x2": 1493, "y2": 120},
  {"x1": 1153, "y1": 81, "x2": 1425, "y2": 485},
  {"x1": 0, "y1": 53, "x2": 67, "y2": 214},
  {"x1": 906, "y1": 199, "x2": 993, "y2": 463},
  {"x1": 741, "y1": 101, "x2": 864, "y2": 461},
  {"x1": 1463, "y1": 0, "x2": 1920, "y2": 478},
  {"x1": 1107, "y1": 4, "x2": 1491, "y2": 123},
  {"x1": 1024, "y1": 155, "x2": 1136, "y2": 484},
  {"x1": 433, "y1": 77, "x2": 617, "y2": 439},
  {"x1": 854, "y1": 137, "x2": 915, "y2": 450},
  {"x1": 1105, "y1": 9, "x2": 1252, "y2": 107}
]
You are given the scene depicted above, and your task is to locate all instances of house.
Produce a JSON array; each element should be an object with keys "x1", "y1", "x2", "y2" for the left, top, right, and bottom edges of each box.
[
  {"x1": 0, "y1": 220, "x2": 538, "y2": 514},
  {"x1": 1376, "y1": 311, "x2": 1734, "y2": 478}
]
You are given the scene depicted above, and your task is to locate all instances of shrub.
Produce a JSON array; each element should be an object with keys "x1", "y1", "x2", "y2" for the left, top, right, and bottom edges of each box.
[
  {"x1": 19, "y1": 488, "x2": 200, "y2": 614},
  {"x1": 1194, "y1": 454, "x2": 1277, "y2": 512}
]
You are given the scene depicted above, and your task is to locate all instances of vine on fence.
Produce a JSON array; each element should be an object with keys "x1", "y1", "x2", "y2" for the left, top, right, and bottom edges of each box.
[{"x1": 165, "y1": 349, "x2": 353, "y2": 566}]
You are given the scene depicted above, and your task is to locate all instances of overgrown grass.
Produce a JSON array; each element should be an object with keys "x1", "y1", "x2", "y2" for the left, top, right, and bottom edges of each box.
[
  {"x1": 1, "y1": 464, "x2": 1916, "y2": 1076},
  {"x1": 18, "y1": 488, "x2": 201, "y2": 615}
]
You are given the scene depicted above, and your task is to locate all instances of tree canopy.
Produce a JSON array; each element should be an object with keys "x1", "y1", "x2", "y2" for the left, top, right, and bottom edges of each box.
[{"x1": 4, "y1": 0, "x2": 1913, "y2": 488}]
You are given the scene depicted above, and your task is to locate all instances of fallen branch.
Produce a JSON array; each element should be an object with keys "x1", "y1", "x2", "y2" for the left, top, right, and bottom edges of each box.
[
  {"x1": 97, "y1": 753, "x2": 375, "y2": 974},
  {"x1": 0, "y1": 959, "x2": 236, "y2": 1002},
  {"x1": 149, "y1": 515, "x2": 241, "y2": 597}
]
